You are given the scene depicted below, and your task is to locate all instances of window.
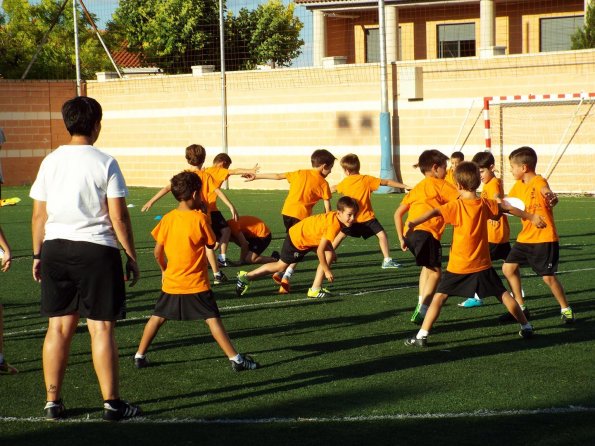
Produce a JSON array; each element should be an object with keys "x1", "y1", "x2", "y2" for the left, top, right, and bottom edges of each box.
[
  {"x1": 540, "y1": 16, "x2": 584, "y2": 52},
  {"x1": 437, "y1": 23, "x2": 475, "y2": 58},
  {"x1": 365, "y1": 28, "x2": 380, "y2": 63}
]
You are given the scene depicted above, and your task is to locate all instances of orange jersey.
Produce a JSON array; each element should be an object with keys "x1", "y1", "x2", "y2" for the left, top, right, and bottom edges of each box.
[
  {"x1": 508, "y1": 175, "x2": 558, "y2": 243},
  {"x1": 281, "y1": 169, "x2": 332, "y2": 220},
  {"x1": 228, "y1": 215, "x2": 270, "y2": 239},
  {"x1": 289, "y1": 211, "x2": 342, "y2": 251},
  {"x1": 440, "y1": 198, "x2": 500, "y2": 274},
  {"x1": 151, "y1": 209, "x2": 216, "y2": 294},
  {"x1": 188, "y1": 169, "x2": 217, "y2": 214},
  {"x1": 445, "y1": 168, "x2": 456, "y2": 186},
  {"x1": 481, "y1": 177, "x2": 510, "y2": 244},
  {"x1": 204, "y1": 166, "x2": 229, "y2": 212},
  {"x1": 402, "y1": 177, "x2": 460, "y2": 240},
  {"x1": 335, "y1": 174, "x2": 381, "y2": 223}
]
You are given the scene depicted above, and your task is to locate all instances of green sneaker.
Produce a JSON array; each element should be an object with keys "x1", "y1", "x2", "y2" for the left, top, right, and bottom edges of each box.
[
  {"x1": 561, "y1": 307, "x2": 575, "y2": 324},
  {"x1": 236, "y1": 271, "x2": 250, "y2": 296},
  {"x1": 410, "y1": 304, "x2": 424, "y2": 325},
  {"x1": 307, "y1": 288, "x2": 331, "y2": 298}
]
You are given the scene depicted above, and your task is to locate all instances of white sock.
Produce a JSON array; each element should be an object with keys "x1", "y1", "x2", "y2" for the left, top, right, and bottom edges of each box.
[
  {"x1": 474, "y1": 293, "x2": 482, "y2": 300},
  {"x1": 521, "y1": 323, "x2": 532, "y2": 330},
  {"x1": 521, "y1": 288, "x2": 525, "y2": 298},
  {"x1": 230, "y1": 354, "x2": 242, "y2": 363},
  {"x1": 418, "y1": 295, "x2": 423, "y2": 304},
  {"x1": 416, "y1": 329, "x2": 429, "y2": 339},
  {"x1": 561, "y1": 307, "x2": 570, "y2": 313},
  {"x1": 134, "y1": 353, "x2": 145, "y2": 359},
  {"x1": 283, "y1": 268, "x2": 294, "y2": 280},
  {"x1": 218, "y1": 254, "x2": 226, "y2": 261},
  {"x1": 384, "y1": 257, "x2": 392, "y2": 262}
]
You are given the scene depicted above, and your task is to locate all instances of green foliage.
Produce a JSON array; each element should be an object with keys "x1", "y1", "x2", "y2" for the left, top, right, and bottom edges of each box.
[
  {"x1": 571, "y1": 2, "x2": 595, "y2": 49},
  {"x1": 0, "y1": 0, "x2": 113, "y2": 80}
]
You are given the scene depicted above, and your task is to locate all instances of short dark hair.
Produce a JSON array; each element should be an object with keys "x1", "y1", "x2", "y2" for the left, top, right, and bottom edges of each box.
[
  {"x1": 340, "y1": 153, "x2": 360, "y2": 174},
  {"x1": 213, "y1": 152, "x2": 232, "y2": 167},
  {"x1": 509, "y1": 146, "x2": 537, "y2": 171},
  {"x1": 336, "y1": 195, "x2": 359, "y2": 214},
  {"x1": 414, "y1": 150, "x2": 448, "y2": 173},
  {"x1": 311, "y1": 149, "x2": 336, "y2": 168},
  {"x1": 171, "y1": 171, "x2": 202, "y2": 202},
  {"x1": 61, "y1": 96, "x2": 102, "y2": 137},
  {"x1": 450, "y1": 151, "x2": 464, "y2": 161},
  {"x1": 454, "y1": 161, "x2": 480, "y2": 191},
  {"x1": 185, "y1": 144, "x2": 207, "y2": 167},
  {"x1": 471, "y1": 151, "x2": 495, "y2": 169}
]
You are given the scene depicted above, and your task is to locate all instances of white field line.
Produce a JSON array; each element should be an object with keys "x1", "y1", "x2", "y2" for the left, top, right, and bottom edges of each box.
[
  {"x1": 5, "y1": 266, "x2": 595, "y2": 337},
  {"x1": 1, "y1": 405, "x2": 594, "y2": 424}
]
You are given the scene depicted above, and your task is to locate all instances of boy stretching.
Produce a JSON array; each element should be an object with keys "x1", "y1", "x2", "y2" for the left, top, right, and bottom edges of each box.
[
  {"x1": 134, "y1": 172, "x2": 259, "y2": 372},
  {"x1": 331, "y1": 153, "x2": 410, "y2": 269},
  {"x1": 205, "y1": 153, "x2": 259, "y2": 267},
  {"x1": 227, "y1": 215, "x2": 280, "y2": 265},
  {"x1": 236, "y1": 196, "x2": 359, "y2": 299},
  {"x1": 142, "y1": 144, "x2": 238, "y2": 285},
  {"x1": 394, "y1": 150, "x2": 460, "y2": 324},
  {"x1": 243, "y1": 149, "x2": 335, "y2": 293},
  {"x1": 404, "y1": 161, "x2": 544, "y2": 347},
  {"x1": 501, "y1": 146, "x2": 575, "y2": 323}
]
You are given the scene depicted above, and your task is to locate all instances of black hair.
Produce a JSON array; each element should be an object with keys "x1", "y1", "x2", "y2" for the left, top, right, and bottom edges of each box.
[
  {"x1": 414, "y1": 150, "x2": 448, "y2": 173},
  {"x1": 171, "y1": 171, "x2": 203, "y2": 202},
  {"x1": 311, "y1": 149, "x2": 336, "y2": 168},
  {"x1": 61, "y1": 96, "x2": 102, "y2": 137},
  {"x1": 471, "y1": 151, "x2": 495, "y2": 169},
  {"x1": 509, "y1": 146, "x2": 537, "y2": 171}
]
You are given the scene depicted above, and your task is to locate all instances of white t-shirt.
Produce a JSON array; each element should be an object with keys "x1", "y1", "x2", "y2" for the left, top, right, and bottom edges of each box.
[{"x1": 30, "y1": 145, "x2": 128, "y2": 248}]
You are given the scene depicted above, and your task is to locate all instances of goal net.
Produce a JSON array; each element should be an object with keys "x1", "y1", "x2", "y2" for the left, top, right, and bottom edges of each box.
[{"x1": 484, "y1": 93, "x2": 595, "y2": 195}]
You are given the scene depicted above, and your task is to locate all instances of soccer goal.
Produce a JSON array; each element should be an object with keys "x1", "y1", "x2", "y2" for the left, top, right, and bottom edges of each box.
[{"x1": 483, "y1": 93, "x2": 595, "y2": 195}]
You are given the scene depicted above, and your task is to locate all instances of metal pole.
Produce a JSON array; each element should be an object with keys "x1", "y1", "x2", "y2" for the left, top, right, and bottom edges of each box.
[
  {"x1": 218, "y1": 0, "x2": 229, "y2": 189},
  {"x1": 377, "y1": 0, "x2": 396, "y2": 193},
  {"x1": 73, "y1": 0, "x2": 82, "y2": 96}
]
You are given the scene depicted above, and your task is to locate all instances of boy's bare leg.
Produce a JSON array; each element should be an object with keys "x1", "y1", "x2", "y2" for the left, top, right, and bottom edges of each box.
[
  {"x1": 136, "y1": 316, "x2": 167, "y2": 356},
  {"x1": 418, "y1": 268, "x2": 428, "y2": 303},
  {"x1": 206, "y1": 248, "x2": 221, "y2": 275},
  {"x1": 542, "y1": 275, "x2": 570, "y2": 308},
  {"x1": 376, "y1": 230, "x2": 391, "y2": 259},
  {"x1": 247, "y1": 252, "x2": 278, "y2": 264},
  {"x1": 219, "y1": 227, "x2": 231, "y2": 258},
  {"x1": 420, "y1": 266, "x2": 441, "y2": 306},
  {"x1": 247, "y1": 260, "x2": 288, "y2": 280},
  {"x1": 502, "y1": 262, "x2": 525, "y2": 306},
  {"x1": 499, "y1": 291, "x2": 529, "y2": 324},
  {"x1": 420, "y1": 293, "x2": 449, "y2": 332},
  {"x1": 87, "y1": 319, "x2": 120, "y2": 401},
  {"x1": 205, "y1": 318, "x2": 237, "y2": 358},
  {"x1": 43, "y1": 314, "x2": 79, "y2": 401}
]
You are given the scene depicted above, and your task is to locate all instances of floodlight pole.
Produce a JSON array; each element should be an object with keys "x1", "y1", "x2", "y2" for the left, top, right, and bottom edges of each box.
[
  {"x1": 73, "y1": 0, "x2": 82, "y2": 96},
  {"x1": 218, "y1": 0, "x2": 229, "y2": 188},
  {"x1": 377, "y1": 0, "x2": 397, "y2": 193}
]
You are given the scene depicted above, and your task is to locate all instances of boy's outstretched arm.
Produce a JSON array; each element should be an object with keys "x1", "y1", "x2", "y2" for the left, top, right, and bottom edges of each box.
[
  {"x1": 323, "y1": 199, "x2": 331, "y2": 213},
  {"x1": 380, "y1": 178, "x2": 412, "y2": 190},
  {"x1": 142, "y1": 184, "x2": 171, "y2": 212},
  {"x1": 229, "y1": 164, "x2": 260, "y2": 176},
  {"x1": 499, "y1": 202, "x2": 546, "y2": 228},
  {"x1": 394, "y1": 203, "x2": 409, "y2": 251},
  {"x1": 243, "y1": 172, "x2": 287, "y2": 182},
  {"x1": 316, "y1": 238, "x2": 335, "y2": 283},
  {"x1": 407, "y1": 208, "x2": 442, "y2": 232},
  {"x1": 215, "y1": 188, "x2": 239, "y2": 221}
]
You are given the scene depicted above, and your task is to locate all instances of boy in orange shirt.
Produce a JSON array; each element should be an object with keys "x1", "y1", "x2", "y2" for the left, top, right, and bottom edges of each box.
[
  {"x1": 445, "y1": 151, "x2": 464, "y2": 186},
  {"x1": 404, "y1": 161, "x2": 544, "y2": 347},
  {"x1": 141, "y1": 144, "x2": 239, "y2": 285},
  {"x1": 134, "y1": 172, "x2": 259, "y2": 372},
  {"x1": 227, "y1": 215, "x2": 280, "y2": 265},
  {"x1": 331, "y1": 153, "x2": 410, "y2": 269},
  {"x1": 243, "y1": 149, "x2": 335, "y2": 293},
  {"x1": 205, "y1": 153, "x2": 259, "y2": 267},
  {"x1": 502, "y1": 146, "x2": 575, "y2": 323},
  {"x1": 236, "y1": 196, "x2": 359, "y2": 299},
  {"x1": 394, "y1": 150, "x2": 460, "y2": 324}
]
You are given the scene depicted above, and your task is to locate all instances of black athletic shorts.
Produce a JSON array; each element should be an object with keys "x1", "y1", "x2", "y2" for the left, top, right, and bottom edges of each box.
[
  {"x1": 505, "y1": 241, "x2": 559, "y2": 276},
  {"x1": 404, "y1": 230, "x2": 442, "y2": 268},
  {"x1": 40, "y1": 239, "x2": 126, "y2": 320},
  {"x1": 489, "y1": 242, "x2": 511, "y2": 262},
  {"x1": 246, "y1": 233, "x2": 272, "y2": 256},
  {"x1": 210, "y1": 211, "x2": 229, "y2": 239},
  {"x1": 280, "y1": 235, "x2": 311, "y2": 264},
  {"x1": 341, "y1": 218, "x2": 384, "y2": 239},
  {"x1": 436, "y1": 267, "x2": 507, "y2": 299},
  {"x1": 282, "y1": 214, "x2": 301, "y2": 233},
  {"x1": 153, "y1": 290, "x2": 220, "y2": 320}
]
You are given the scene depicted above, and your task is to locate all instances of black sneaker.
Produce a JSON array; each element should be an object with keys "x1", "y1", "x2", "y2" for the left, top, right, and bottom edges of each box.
[
  {"x1": 271, "y1": 251, "x2": 280, "y2": 261},
  {"x1": 218, "y1": 259, "x2": 231, "y2": 267},
  {"x1": 134, "y1": 355, "x2": 149, "y2": 369},
  {"x1": 404, "y1": 336, "x2": 427, "y2": 348},
  {"x1": 519, "y1": 327, "x2": 534, "y2": 339},
  {"x1": 102, "y1": 399, "x2": 142, "y2": 421},
  {"x1": 230, "y1": 354, "x2": 260, "y2": 372},
  {"x1": 499, "y1": 307, "x2": 530, "y2": 324},
  {"x1": 44, "y1": 399, "x2": 66, "y2": 420},
  {"x1": 213, "y1": 271, "x2": 228, "y2": 285}
]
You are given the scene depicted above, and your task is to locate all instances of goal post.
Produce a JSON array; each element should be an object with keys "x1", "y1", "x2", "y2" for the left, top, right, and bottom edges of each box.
[{"x1": 483, "y1": 93, "x2": 595, "y2": 194}]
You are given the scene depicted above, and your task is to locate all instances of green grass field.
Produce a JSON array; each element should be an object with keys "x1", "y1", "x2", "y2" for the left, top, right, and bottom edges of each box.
[{"x1": 1, "y1": 186, "x2": 594, "y2": 445}]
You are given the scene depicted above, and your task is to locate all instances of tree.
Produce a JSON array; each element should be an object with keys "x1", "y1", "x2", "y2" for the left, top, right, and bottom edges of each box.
[
  {"x1": 571, "y1": 2, "x2": 595, "y2": 49},
  {"x1": 0, "y1": 0, "x2": 113, "y2": 80}
]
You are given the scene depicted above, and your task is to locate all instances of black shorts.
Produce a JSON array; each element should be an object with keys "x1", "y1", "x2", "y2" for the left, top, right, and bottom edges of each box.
[
  {"x1": 246, "y1": 233, "x2": 272, "y2": 256},
  {"x1": 40, "y1": 239, "x2": 126, "y2": 320},
  {"x1": 505, "y1": 241, "x2": 559, "y2": 276},
  {"x1": 153, "y1": 290, "x2": 220, "y2": 320},
  {"x1": 210, "y1": 211, "x2": 229, "y2": 239},
  {"x1": 341, "y1": 218, "x2": 384, "y2": 239},
  {"x1": 282, "y1": 215, "x2": 301, "y2": 233},
  {"x1": 280, "y1": 235, "x2": 311, "y2": 264},
  {"x1": 489, "y1": 242, "x2": 511, "y2": 262},
  {"x1": 436, "y1": 268, "x2": 507, "y2": 299},
  {"x1": 404, "y1": 230, "x2": 442, "y2": 268}
]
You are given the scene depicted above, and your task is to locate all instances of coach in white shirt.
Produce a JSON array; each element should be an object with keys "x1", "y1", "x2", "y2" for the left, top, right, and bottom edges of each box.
[{"x1": 30, "y1": 96, "x2": 142, "y2": 421}]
